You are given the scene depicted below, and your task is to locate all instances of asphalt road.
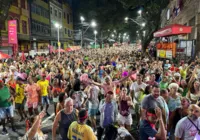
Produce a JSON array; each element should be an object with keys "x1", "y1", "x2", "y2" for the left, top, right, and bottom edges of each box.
[{"x1": 0, "y1": 104, "x2": 57, "y2": 140}]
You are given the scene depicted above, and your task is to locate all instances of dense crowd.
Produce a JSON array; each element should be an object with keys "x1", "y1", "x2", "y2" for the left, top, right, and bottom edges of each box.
[{"x1": 0, "y1": 46, "x2": 200, "y2": 140}]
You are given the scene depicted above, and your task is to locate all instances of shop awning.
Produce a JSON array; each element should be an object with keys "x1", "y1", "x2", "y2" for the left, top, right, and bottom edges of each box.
[{"x1": 154, "y1": 24, "x2": 192, "y2": 38}]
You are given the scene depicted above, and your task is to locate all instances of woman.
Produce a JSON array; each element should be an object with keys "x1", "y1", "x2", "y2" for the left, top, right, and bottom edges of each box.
[
  {"x1": 52, "y1": 79, "x2": 62, "y2": 115},
  {"x1": 23, "y1": 111, "x2": 48, "y2": 140},
  {"x1": 56, "y1": 93, "x2": 66, "y2": 115},
  {"x1": 159, "y1": 76, "x2": 169, "y2": 90},
  {"x1": 25, "y1": 77, "x2": 40, "y2": 116},
  {"x1": 117, "y1": 87, "x2": 134, "y2": 131},
  {"x1": 167, "y1": 83, "x2": 181, "y2": 113},
  {"x1": 168, "y1": 97, "x2": 190, "y2": 140}
]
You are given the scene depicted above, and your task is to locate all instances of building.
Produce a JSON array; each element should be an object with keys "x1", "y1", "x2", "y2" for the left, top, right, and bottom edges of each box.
[
  {"x1": 160, "y1": 0, "x2": 200, "y2": 53},
  {"x1": 62, "y1": 2, "x2": 74, "y2": 48},
  {"x1": 30, "y1": 0, "x2": 51, "y2": 53},
  {"x1": 0, "y1": 0, "x2": 30, "y2": 54},
  {"x1": 50, "y1": 0, "x2": 63, "y2": 48}
]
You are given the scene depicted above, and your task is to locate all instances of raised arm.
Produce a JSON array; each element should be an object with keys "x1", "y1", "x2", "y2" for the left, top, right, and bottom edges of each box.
[{"x1": 118, "y1": 70, "x2": 136, "y2": 83}]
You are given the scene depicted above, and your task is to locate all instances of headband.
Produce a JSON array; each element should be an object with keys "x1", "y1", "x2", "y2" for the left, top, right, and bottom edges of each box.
[{"x1": 147, "y1": 112, "x2": 156, "y2": 117}]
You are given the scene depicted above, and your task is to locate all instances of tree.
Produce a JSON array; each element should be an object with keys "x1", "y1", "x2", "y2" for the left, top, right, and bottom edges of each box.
[
  {"x1": 118, "y1": 0, "x2": 169, "y2": 52},
  {"x1": 0, "y1": 0, "x2": 13, "y2": 47},
  {"x1": 77, "y1": 0, "x2": 132, "y2": 47}
]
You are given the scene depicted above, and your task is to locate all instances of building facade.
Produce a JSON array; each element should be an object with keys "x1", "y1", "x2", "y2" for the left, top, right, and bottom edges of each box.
[
  {"x1": 62, "y1": 2, "x2": 74, "y2": 48},
  {"x1": 0, "y1": 0, "x2": 30, "y2": 54},
  {"x1": 160, "y1": 0, "x2": 200, "y2": 53},
  {"x1": 30, "y1": 0, "x2": 51, "y2": 53}
]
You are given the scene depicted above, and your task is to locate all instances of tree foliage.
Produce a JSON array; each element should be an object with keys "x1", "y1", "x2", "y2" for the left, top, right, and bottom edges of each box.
[
  {"x1": 119, "y1": 0, "x2": 169, "y2": 51},
  {"x1": 78, "y1": 0, "x2": 132, "y2": 42}
]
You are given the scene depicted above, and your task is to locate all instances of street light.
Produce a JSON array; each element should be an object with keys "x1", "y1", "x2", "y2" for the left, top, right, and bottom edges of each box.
[
  {"x1": 91, "y1": 21, "x2": 97, "y2": 27},
  {"x1": 138, "y1": 10, "x2": 142, "y2": 16},
  {"x1": 111, "y1": 34, "x2": 115, "y2": 38},
  {"x1": 124, "y1": 17, "x2": 145, "y2": 27},
  {"x1": 80, "y1": 16, "x2": 85, "y2": 22},
  {"x1": 54, "y1": 23, "x2": 62, "y2": 59},
  {"x1": 141, "y1": 22, "x2": 146, "y2": 27},
  {"x1": 94, "y1": 30, "x2": 97, "y2": 49}
]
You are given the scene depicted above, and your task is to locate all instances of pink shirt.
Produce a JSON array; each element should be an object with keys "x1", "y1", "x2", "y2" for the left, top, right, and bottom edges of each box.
[{"x1": 25, "y1": 83, "x2": 40, "y2": 103}]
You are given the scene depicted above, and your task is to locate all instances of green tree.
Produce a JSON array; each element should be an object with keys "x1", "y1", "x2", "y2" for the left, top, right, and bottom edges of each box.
[
  {"x1": 119, "y1": 0, "x2": 169, "y2": 52},
  {"x1": 78, "y1": 0, "x2": 131, "y2": 46}
]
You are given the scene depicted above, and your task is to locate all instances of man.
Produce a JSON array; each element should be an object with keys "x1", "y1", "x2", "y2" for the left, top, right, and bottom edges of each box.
[
  {"x1": 87, "y1": 84, "x2": 100, "y2": 132},
  {"x1": 68, "y1": 109, "x2": 96, "y2": 140},
  {"x1": 175, "y1": 104, "x2": 200, "y2": 140},
  {"x1": 98, "y1": 91, "x2": 118, "y2": 140},
  {"x1": 139, "y1": 108, "x2": 166, "y2": 140},
  {"x1": 130, "y1": 73, "x2": 146, "y2": 122},
  {"x1": 141, "y1": 84, "x2": 169, "y2": 125},
  {"x1": 15, "y1": 77, "x2": 27, "y2": 121},
  {"x1": 37, "y1": 72, "x2": 50, "y2": 115},
  {"x1": 52, "y1": 97, "x2": 78, "y2": 140},
  {"x1": 0, "y1": 80, "x2": 15, "y2": 134},
  {"x1": 146, "y1": 73, "x2": 158, "y2": 86}
]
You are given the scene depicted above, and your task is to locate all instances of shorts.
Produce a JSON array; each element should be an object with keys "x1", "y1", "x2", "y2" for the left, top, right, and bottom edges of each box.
[
  {"x1": 53, "y1": 97, "x2": 58, "y2": 103},
  {"x1": 118, "y1": 113, "x2": 132, "y2": 125},
  {"x1": 88, "y1": 108, "x2": 98, "y2": 117},
  {"x1": 15, "y1": 103, "x2": 24, "y2": 110},
  {"x1": 41, "y1": 96, "x2": 50, "y2": 105},
  {"x1": 27, "y1": 102, "x2": 38, "y2": 109},
  {"x1": 0, "y1": 106, "x2": 14, "y2": 119}
]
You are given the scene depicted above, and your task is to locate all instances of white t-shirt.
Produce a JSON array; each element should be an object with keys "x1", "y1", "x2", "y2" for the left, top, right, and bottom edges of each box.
[
  {"x1": 130, "y1": 82, "x2": 146, "y2": 101},
  {"x1": 175, "y1": 117, "x2": 200, "y2": 140},
  {"x1": 88, "y1": 85, "x2": 100, "y2": 109}
]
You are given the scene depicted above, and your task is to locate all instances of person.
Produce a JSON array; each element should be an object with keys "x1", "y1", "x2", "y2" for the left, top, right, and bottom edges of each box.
[
  {"x1": 87, "y1": 84, "x2": 100, "y2": 132},
  {"x1": 52, "y1": 97, "x2": 78, "y2": 140},
  {"x1": 141, "y1": 84, "x2": 169, "y2": 125},
  {"x1": 117, "y1": 87, "x2": 133, "y2": 131},
  {"x1": 22, "y1": 111, "x2": 48, "y2": 140},
  {"x1": 168, "y1": 97, "x2": 190, "y2": 140},
  {"x1": 15, "y1": 77, "x2": 27, "y2": 121},
  {"x1": 56, "y1": 93, "x2": 66, "y2": 115},
  {"x1": 139, "y1": 107, "x2": 166, "y2": 140},
  {"x1": 52, "y1": 79, "x2": 62, "y2": 115},
  {"x1": 146, "y1": 73, "x2": 158, "y2": 86},
  {"x1": 175, "y1": 104, "x2": 200, "y2": 140},
  {"x1": 25, "y1": 77, "x2": 40, "y2": 115},
  {"x1": 98, "y1": 91, "x2": 118, "y2": 140},
  {"x1": 67, "y1": 109, "x2": 97, "y2": 140},
  {"x1": 0, "y1": 79, "x2": 16, "y2": 134},
  {"x1": 159, "y1": 76, "x2": 169, "y2": 90},
  {"x1": 37, "y1": 72, "x2": 50, "y2": 116}
]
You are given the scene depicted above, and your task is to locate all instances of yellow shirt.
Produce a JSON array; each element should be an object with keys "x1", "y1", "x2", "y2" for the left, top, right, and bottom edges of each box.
[
  {"x1": 180, "y1": 69, "x2": 187, "y2": 80},
  {"x1": 68, "y1": 121, "x2": 96, "y2": 140},
  {"x1": 37, "y1": 80, "x2": 49, "y2": 96},
  {"x1": 15, "y1": 84, "x2": 25, "y2": 104}
]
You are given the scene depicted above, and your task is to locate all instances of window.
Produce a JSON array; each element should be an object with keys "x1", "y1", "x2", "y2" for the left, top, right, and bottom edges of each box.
[
  {"x1": 59, "y1": 12, "x2": 62, "y2": 18},
  {"x1": 50, "y1": 7, "x2": 53, "y2": 14},
  {"x1": 55, "y1": 10, "x2": 57, "y2": 17},
  {"x1": 31, "y1": 4, "x2": 36, "y2": 13},
  {"x1": 68, "y1": 29, "x2": 71, "y2": 37},
  {"x1": 16, "y1": 19, "x2": 20, "y2": 33},
  {"x1": 13, "y1": 0, "x2": 18, "y2": 7},
  {"x1": 21, "y1": 0, "x2": 26, "y2": 9},
  {"x1": 65, "y1": 28, "x2": 67, "y2": 34},
  {"x1": 22, "y1": 21, "x2": 27, "y2": 34},
  {"x1": 67, "y1": 14, "x2": 70, "y2": 24},
  {"x1": 36, "y1": 6, "x2": 41, "y2": 15},
  {"x1": 70, "y1": 13, "x2": 73, "y2": 23},
  {"x1": 64, "y1": 12, "x2": 66, "y2": 19}
]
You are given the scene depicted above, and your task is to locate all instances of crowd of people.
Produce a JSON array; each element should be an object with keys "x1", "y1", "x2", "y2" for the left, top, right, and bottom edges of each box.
[{"x1": 0, "y1": 46, "x2": 200, "y2": 140}]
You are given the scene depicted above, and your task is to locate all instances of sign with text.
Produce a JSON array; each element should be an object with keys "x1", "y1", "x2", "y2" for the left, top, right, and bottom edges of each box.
[{"x1": 8, "y1": 20, "x2": 18, "y2": 44}]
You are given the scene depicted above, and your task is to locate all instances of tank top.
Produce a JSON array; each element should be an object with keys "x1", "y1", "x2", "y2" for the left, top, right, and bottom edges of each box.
[
  {"x1": 119, "y1": 100, "x2": 130, "y2": 116},
  {"x1": 59, "y1": 109, "x2": 77, "y2": 140}
]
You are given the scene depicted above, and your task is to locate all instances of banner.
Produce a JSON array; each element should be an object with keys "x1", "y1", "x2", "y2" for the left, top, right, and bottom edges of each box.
[
  {"x1": 159, "y1": 50, "x2": 166, "y2": 58},
  {"x1": 8, "y1": 20, "x2": 18, "y2": 44},
  {"x1": 166, "y1": 50, "x2": 173, "y2": 59}
]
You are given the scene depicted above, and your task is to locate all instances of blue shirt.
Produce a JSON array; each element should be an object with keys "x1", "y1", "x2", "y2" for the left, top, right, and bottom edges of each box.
[
  {"x1": 139, "y1": 120, "x2": 157, "y2": 140},
  {"x1": 103, "y1": 103, "x2": 113, "y2": 127}
]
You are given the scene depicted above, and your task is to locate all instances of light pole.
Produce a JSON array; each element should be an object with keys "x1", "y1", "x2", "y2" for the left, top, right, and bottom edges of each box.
[
  {"x1": 55, "y1": 23, "x2": 62, "y2": 59},
  {"x1": 94, "y1": 30, "x2": 97, "y2": 49},
  {"x1": 80, "y1": 16, "x2": 97, "y2": 48},
  {"x1": 125, "y1": 17, "x2": 145, "y2": 27}
]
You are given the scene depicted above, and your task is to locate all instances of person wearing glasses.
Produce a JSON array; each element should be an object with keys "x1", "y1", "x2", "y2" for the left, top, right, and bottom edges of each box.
[{"x1": 117, "y1": 87, "x2": 134, "y2": 131}]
